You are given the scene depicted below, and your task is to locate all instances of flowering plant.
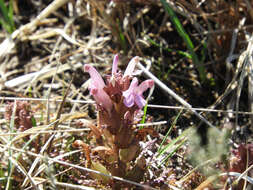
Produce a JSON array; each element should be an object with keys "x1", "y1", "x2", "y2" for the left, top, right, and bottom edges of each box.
[
  {"x1": 74, "y1": 55, "x2": 154, "y2": 188},
  {"x1": 5, "y1": 101, "x2": 35, "y2": 132}
]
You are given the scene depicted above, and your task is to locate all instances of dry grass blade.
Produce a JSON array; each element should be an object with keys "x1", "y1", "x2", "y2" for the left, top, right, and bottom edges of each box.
[
  {"x1": 5, "y1": 100, "x2": 17, "y2": 190},
  {"x1": 7, "y1": 119, "x2": 58, "y2": 144},
  {"x1": 247, "y1": 36, "x2": 253, "y2": 130},
  {"x1": 46, "y1": 74, "x2": 74, "y2": 154},
  {"x1": 208, "y1": 34, "x2": 253, "y2": 133},
  {"x1": 147, "y1": 104, "x2": 253, "y2": 115},
  {"x1": 195, "y1": 175, "x2": 218, "y2": 190},
  {"x1": 235, "y1": 34, "x2": 253, "y2": 131},
  {"x1": 235, "y1": 164, "x2": 253, "y2": 185},
  {"x1": 8, "y1": 157, "x2": 38, "y2": 190},
  {"x1": 0, "y1": 144, "x2": 158, "y2": 190},
  {"x1": 24, "y1": 160, "x2": 81, "y2": 190},
  {"x1": 27, "y1": 28, "x2": 84, "y2": 47},
  {"x1": 54, "y1": 182, "x2": 96, "y2": 190},
  {"x1": 21, "y1": 135, "x2": 55, "y2": 187},
  {"x1": 208, "y1": 50, "x2": 246, "y2": 110},
  {"x1": 0, "y1": 97, "x2": 95, "y2": 104},
  {"x1": 4, "y1": 62, "x2": 82, "y2": 88},
  {"x1": 29, "y1": 150, "x2": 81, "y2": 187},
  {"x1": 2, "y1": 97, "x2": 253, "y2": 116},
  {"x1": 0, "y1": 0, "x2": 69, "y2": 58},
  {"x1": 219, "y1": 172, "x2": 253, "y2": 185},
  {"x1": 0, "y1": 128, "x2": 89, "y2": 137},
  {"x1": 196, "y1": 171, "x2": 253, "y2": 190},
  {"x1": 225, "y1": 18, "x2": 245, "y2": 86}
]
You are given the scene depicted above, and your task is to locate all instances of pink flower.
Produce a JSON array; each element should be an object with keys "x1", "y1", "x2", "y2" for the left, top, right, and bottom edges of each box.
[
  {"x1": 84, "y1": 64, "x2": 112, "y2": 112},
  {"x1": 123, "y1": 77, "x2": 154, "y2": 109},
  {"x1": 84, "y1": 54, "x2": 154, "y2": 111}
]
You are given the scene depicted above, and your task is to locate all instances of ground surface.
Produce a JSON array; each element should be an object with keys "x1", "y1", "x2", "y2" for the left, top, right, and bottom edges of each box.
[{"x1": 0, "y1": 0, "x2": 252, "y2": 189}]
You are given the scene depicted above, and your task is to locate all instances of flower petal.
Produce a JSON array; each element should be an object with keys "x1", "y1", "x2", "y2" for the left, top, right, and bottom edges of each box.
[
  {"x1": 84, "y1": 64, "x2": 112, "y2": 112},
  {"x1": 134, "y1": 94, "x2": 146, "y2": 109},
  {"x1": 91, "y1": 88, "x2": 112, "y2": 112},
  {"x1": 136, "y1": 80, "x2": 154, "y2": 95},
  {"x1": 112, "y1": 54, "x2": 119, "y2": 75},
  {"x1": 123, "y1": 78, "x2": 138, "y2": 107},
  {"x1": 129, "y1": 77, "x2": 138, "y2": 89},
  {"x1": 84, "y1": 64, "x2": 105, "y2": 89},
  {"x1": 122, "y1": 77, "x2": 138, "y2": 97},
  {"x1": 123, "y1": 56, "x2": 139, "y2": 77},
  {"x1": 123, "y1": 93, "x2": 135, "y2": 107}
]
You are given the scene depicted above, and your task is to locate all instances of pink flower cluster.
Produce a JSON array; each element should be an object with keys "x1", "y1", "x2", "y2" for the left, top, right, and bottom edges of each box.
[
  {"x1": 84, "y1": 54, "x2": 154, "y2": 114},
  {"x1": 77, "y1": 55, "x2": 154, "y2": 185}
]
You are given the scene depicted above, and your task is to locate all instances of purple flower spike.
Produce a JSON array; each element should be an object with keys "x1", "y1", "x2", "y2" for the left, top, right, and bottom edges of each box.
[
  {"x1": 123, "y1": 56, "x2": 139, "y2": 77},
  {"x1": 84, "y1": 64, "x2": 112, "y2": 112},
  {"x1": 123, "y1": 77, "x2": 154, "y2": 109}
]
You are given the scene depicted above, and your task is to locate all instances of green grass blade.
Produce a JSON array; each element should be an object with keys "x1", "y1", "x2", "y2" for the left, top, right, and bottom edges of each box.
[
  {"x1": 159, "y1": 138, "x2": 186, "y2": 166},
  {"x1": 157, "y1": 128, "x2": 187, "y2": 157},
  {"x1": 0, "y1": 0, "x2": 9, "y2": 22},
  {"x1": 0, "y1": 0, "x2": 15, "y2": 33},
  {"x1": 158, "y1": 109, "x2": 183, "y2": 153},
  {"x1": 160, "y1": 0, "x2": 206, "y2": 82},
  {"x1": 8, "y1": 0, "x2": 15, "y2": 32},
  {"x1": 157, "y1": 128, "x2": 194, "y2": 166},
  {"x1": 116, "y1": 18, "x2": 126, "y2": 53},
  {"x1": 140, "y1": 103, "x2": 148, "y2": 126},
  {"x1": 0, "y1": 18, "x2": 9, "y2": 32}
]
